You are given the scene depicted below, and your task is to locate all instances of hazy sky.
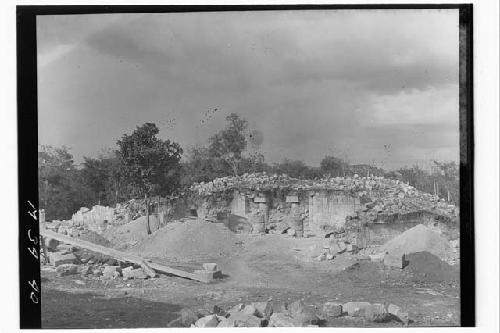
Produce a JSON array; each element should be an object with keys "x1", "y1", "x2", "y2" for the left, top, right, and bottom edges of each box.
[{"x1": 37, "y1": 9, "x2": 459, "y2": 170}]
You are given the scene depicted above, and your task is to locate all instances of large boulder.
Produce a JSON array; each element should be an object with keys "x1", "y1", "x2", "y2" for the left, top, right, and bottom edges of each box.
[
  {"x1": 178, "y1": 308, "x2": 199, "y2": 327},
  {"x1": 229, "y1": 311, "x2": 263, "y2": 327},
  {"x1": 44, "y1": 238, "x2": 60, "y2": 252},
  {"x1": 102, "y1": 266, "x2": 121, "y2": 280},
  {"x1": 387, "y1": 304, "x2": 409, "y2": 324},
  {"x1": 122, "y1": 267, "x2": 148, "y2": 280},
  {"x1": 323, "y1": 302, "x2": 343, "y2": 318},
  {"x1": 217, "y1": 317, "x2": 237, "y2": 327},
  {"x1": 364, "y1": 303, "x2": 389, "y2": 322},
  {"x1": 287, "y1": 300, "x2": 321, "y2": 326},
  {"x1": 343, "y1": 302, "x2": 372, "y2": 317},
  {"x1": 252, "y1": 301, "x2": 273, "y2": 319},
  {"x1": 269, "y1": 313, "x2": 300, "y2": 327},
  {"x1": 194, "y1": 315, "x2": 219, "y2": 328},
  {"x1": 56, "y1": 264, "x2": 79, "y2": 277},
  {"x1": 49, "y1": 252, "x2": 77, "y2": 267}
]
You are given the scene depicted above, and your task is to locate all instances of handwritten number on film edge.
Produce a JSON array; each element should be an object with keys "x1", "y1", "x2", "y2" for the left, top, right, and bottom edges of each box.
[{"x1": 27, "y1": 200, "x2": 39, "y2": 303}]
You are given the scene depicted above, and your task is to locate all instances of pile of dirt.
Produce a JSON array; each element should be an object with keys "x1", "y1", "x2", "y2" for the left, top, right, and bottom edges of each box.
[
  {"x1": 335, "y1": 261, "x2": 385, "y2": 283},
  {"x1": 77, "y1": 230, "x2": 113, "y2": 247},
  {"x1": 379, "y1": 224, "x2": 452, "y2": 261},
  {"x1": 405, "y1": 251, "x2": 459, "y2": 282},
  {"x1": 132, "y1": 219, "x2": 242, "y2": 262},
  {"x1": 102, "y1": 216, "x2": 161, "y2": 250}
]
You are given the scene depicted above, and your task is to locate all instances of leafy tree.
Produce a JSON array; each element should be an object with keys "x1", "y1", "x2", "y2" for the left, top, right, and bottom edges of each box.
[
  {"x1": 320, "y1": 155, "x2": 345, "y2": 177},
  {"x1": 116, "y1": 123, "x2": 183, "y2": 233},
  {"x1": 80, "y1": 153, "x2": 124, "y2": 206},
  {"x1": 38, "y1": 145, "x2": 93, "y2": 220},
  {"x1": 208, "y1": 113, "x2": 248, "y2": 176}
]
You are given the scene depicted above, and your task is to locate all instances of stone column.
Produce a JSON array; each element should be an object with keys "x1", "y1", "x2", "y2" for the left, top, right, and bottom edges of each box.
[
  {"x1": 286, "y1": 195, "x2": 302, "y2": 237},
  {"x1": 254, "y1": 195, "x2": 268, "y2": 223}
]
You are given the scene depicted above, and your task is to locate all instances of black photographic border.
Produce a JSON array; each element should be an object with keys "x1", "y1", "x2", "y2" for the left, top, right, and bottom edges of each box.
[{"x1": 17, "y1": 4, "x2": 474, "y2": 328}]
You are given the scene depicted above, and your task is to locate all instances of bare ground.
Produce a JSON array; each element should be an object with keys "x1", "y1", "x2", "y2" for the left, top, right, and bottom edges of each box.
[{"x1": 41, "y1": 233, "x2": 460, "y2": 328}]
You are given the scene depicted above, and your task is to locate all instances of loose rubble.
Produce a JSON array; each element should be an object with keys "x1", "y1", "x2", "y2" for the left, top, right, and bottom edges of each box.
[{"x1": 170, "y1": 299, "x2": 411, "y2": 327}]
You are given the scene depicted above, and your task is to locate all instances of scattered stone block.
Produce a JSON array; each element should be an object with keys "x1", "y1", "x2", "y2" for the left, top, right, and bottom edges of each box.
[
  {"x1": 326, "y1": 254, "x2": 335, "y2": 260},
  {"x1": 287, "y1": 228, "x2": 296, "y2": 237},
  {"x1": 227, "y1": 303, "x2": 245, "y2": 315},
  {"x1": 179, "y1": 308, "x2": 199, "y2": 327},
  {"x1": 269, "y1": 313, "x2": 300, "y2": 327},
  {"x1": 323, "y1": 302, "x2": 343, "y2": 318},
  {"x1": 202, "y1": 263, "x2": 218, "y2": 271},
  {"x1": 49, "y1": 252, "x2": 77, "y2": 267},
  {"x1": 388, "y1": 304, "x2": 409, "y2": 324},
  {"x1": 193, "y1": 269, "x2": 223, "y2": 282},
  {"x1": 288, "y1": 300, "x2": 321, "y2": 325},
  {"x1": 44, "y1": 238, "x2": 60, "y2": 252},
  {"x1": 194, "y1": 314, "x2": 219, "y2": 328},
  {"x1": 343, "y1": 302, "x2": 372, "y2": 317},
  {"x1": 252, "y1": 301, "x2": 273, "y2": 319},
  {"x1": 229, "y1": 311, "x2": 263, "y2": 327},
  {"x1": 364, "y1": 303, "x2": 388, "y2": 322},
  {"x1": 346, "y1": 244, "x2": 358, "y2": 252},
  {"x1": 316, "y1": 253, "x2": 326, "y2": 261},
  {"x1": 338, "y1": 240, "x2": 347, "y2": 253},
  {"x1": 122, "y1": 268, "x2": 148, "y2": 280},
  {"x1": 241, "y1": 304, "x2": 259, "y2": 316},
  {"x1": 80, "y1": 266, "x2": 92, "y2": 277},
  {"x1": 102, "y1": 266, "x2": 121, "y2": 280},
  {"x1": 369, "y1": 254, "x2": 384, "y2": 262},
  {"x1": 212, "y1": 305, "x2": 227, "y2": 317},
  {"x1": 217, "y1": 317, "x2": 237, "y2": 327},
  {"x1": 56, "y1": 264, "x2": 79, "y2": 277},
  {"x1": 384, "y1": 253, "x2": 407, "y2": 269}
]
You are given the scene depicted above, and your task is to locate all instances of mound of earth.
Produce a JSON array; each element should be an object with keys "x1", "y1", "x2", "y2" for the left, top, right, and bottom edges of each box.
[
  {"x1": 77, "y1": 230, "x2": 113, "y2": 247},
  {"x1": 405, "y1": 251, "x2": 459, "y2": 283},
  {"x1": 102, "y1": 216, "x2": 161, "y2": 250},
  {"x1": 379, "y1": 224, "x2": 452, "y2": 261},
  {"x1": 335, "y1": 261, "x2": 385, "y2": 283},
  {"x1": 131, "y1": 219, "x2": 242, "y2": 262}
]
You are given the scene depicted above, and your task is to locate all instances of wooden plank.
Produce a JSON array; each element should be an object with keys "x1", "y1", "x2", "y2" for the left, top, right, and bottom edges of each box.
[{"x1": 40, "y1": 228, "x2": 211, "y2": 283}]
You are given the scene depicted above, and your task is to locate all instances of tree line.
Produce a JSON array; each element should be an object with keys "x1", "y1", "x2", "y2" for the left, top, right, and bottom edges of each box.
[{"x1": 39, "y1": 113, "x2": 459, "y2": 221}]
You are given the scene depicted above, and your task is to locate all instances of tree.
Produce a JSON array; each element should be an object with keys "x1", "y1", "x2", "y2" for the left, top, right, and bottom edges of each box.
[
  {"x1": 320, "y1": 155, "x2": 345, "y2": 177},
  {"x1": 180, "y1": 146, "x2": 229, "y2": 185},
  {"x1": 38, "y1": 145, "x2": 93, "y2": 220},
  {"x1": 81, "y1": 153, "x2": 123, "y2": 206},
  {"x1": 116, "y1": 123, "x2": 183, "y2": 233},
  {"x1": 208, "y1": 113, "x2": 248, "y2": 176}
]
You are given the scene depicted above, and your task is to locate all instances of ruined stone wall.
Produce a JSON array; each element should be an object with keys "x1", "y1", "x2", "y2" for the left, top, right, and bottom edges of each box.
[
  {"x1": 213, "y1": 190, "x2": 360, "y2": 236},
  {"x1": 307, "y1": 191, "x2": 361, "y2": 236}
]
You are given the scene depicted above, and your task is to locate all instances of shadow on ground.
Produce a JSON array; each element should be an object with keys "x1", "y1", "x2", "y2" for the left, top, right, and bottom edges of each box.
[{"x1": 42, "y1": 288, "x2": 181, "y2": 329}]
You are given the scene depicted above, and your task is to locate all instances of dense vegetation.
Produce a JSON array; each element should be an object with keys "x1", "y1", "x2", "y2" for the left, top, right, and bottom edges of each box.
[{"x1": 39, "y1": 113, "x2": 459, "y2": 221}]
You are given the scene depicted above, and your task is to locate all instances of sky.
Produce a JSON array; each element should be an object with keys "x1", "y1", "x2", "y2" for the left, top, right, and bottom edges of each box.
[{"x1": 37, "y1": 9, "x2": 460, "y2": 170}]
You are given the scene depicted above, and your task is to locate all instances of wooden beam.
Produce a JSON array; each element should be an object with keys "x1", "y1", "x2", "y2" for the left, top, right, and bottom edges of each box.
[{"x1": 40, "y1": 228, "x2": 213, "y2": 283}]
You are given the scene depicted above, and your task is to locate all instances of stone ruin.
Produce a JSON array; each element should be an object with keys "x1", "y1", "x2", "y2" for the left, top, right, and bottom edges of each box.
[{"x1": 46, "y1": 172, "x2": 459, "y2": 248}]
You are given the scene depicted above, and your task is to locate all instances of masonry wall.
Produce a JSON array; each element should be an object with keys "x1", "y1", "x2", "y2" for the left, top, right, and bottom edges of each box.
[
  {"x1": 222, "y1": 190, "x2": 361, "y2": 236},
  {"x1": 307, "y1": 191, "x2": 361, "y2": 235}
]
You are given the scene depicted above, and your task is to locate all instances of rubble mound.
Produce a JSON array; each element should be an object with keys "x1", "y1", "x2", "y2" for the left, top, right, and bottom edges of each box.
[
  {"x1": 77, "y1": 230, "x2": 113, "y2": 247},
  {"x1": 103, "y1": 216, "x2": 160, "y2": 250},
  {"x1": 132, "y1": 219, "x2": 242, "y2": 262},
  {"x1": 405, "y1": 251, "x2": 459, "y2": 282},
  {"x1": 379, "y1": 224, "x2": 452, "y2": 261}
]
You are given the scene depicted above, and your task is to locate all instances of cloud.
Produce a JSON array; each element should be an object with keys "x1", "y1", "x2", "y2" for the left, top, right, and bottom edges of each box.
[
  {"x1": 37, "y1": 10, "x2": 460, "y2": 169},
  {"x1": 358, "y1": 84, "x2": 459, "y2": 127}
]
